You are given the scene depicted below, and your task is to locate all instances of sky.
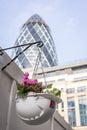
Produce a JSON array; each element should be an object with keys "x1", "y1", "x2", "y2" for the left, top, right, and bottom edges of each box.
[{"x1": 0, "y1": 0, "x2": 87, "y2": 65}]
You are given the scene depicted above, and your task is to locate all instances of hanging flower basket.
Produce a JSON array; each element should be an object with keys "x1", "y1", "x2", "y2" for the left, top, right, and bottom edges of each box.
[{"x1": 16, "y1": 72, "x2": 62, "y2": 125}]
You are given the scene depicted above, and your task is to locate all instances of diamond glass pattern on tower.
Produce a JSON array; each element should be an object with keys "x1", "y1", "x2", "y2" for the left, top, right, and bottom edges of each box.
[{"x1": 12, "y1": 14, "x2": 58, "y2": 69}]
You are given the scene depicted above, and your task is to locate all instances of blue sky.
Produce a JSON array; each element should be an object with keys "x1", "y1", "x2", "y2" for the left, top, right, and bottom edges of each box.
[{"x1": 0, "y1": 0, "x2": 87, "y2": 64}]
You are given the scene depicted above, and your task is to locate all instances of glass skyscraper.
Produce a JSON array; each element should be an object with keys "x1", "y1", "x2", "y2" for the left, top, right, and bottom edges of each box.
[{"x1": 12, "y1": 14, "x2": 58, "y2": 69}]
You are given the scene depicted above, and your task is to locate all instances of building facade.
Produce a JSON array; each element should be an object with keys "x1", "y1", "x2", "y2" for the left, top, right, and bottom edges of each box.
[
  {"x1": 0, "y1": 52, "x2": 72, "y2": 130},
  {"x1": 23, "y1": 60, "x2": 87, "y2": 130},
  {"x1": 12, "y1": 14, "x2": 58, "y2": 69}
]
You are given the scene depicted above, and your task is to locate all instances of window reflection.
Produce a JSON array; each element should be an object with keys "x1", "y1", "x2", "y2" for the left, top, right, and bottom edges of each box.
[
  {"x1": 67, "y1": 97, "x2": 76, "y2": 127},
  {"x1": 67, "y1": 88, "x2": 75, "y2": 94},
  {"x1": 78, "y1": 96, "x2": 87, "y2": 126},
  {"x1": 68, "y1": 109, "x2": 76, "y2": 127},
  {"x1": 30, "y1": 28, "x2": 36, "y2": 35},
  {"x1": 77, "y1": 86, "x2": 86, "y2": 92},
  {"x1": 33, "y1": 33, "x2": 40, "y2": 41},
  {"x1": 21, "y1": 58, "x2": 31, "y2": 68},
  {"x1": 28, "y1": 23, "x2": 33, "y2": 31},
  {"x1": 67, "y1": 97, "x2": 75, "y2": 108}
]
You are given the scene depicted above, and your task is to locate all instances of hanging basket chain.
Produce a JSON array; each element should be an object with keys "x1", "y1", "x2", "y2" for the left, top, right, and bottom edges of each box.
[
  {"x1": 32, "y1": 45, "x2": 48, "y2": 90},
  {"x1": 38, "y1": 48, "x2": 47, "y2": 86},
  {"x1": 32, "y1": 47, "x2": 40, "y2": 79}
]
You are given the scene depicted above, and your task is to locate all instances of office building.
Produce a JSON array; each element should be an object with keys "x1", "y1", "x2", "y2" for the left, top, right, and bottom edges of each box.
[
  {"x1": 12, "y1": 14, "x2": 58, "y2": 69},
  {"x1": 23, "y1": 60, "x2": 87, "y2": 130}
]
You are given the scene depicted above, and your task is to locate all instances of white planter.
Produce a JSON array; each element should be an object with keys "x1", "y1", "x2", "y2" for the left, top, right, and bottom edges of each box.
[{"x1": 16, "y1": 92, "x2": 62, "y2": 125}]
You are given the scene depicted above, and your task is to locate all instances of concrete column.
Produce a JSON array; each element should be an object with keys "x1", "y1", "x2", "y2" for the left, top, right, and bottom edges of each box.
[
  {"x1": 75, "y1": 94, "x2": 80, "y2": 126},
  {"x1": 64, "y1": 95, "x2": 68, "y2": 123}
]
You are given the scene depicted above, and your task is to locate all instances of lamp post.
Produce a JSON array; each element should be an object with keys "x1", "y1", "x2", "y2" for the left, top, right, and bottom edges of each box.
[{"x1": 0, "y1": 41, "x2": 43, "y2": 70}]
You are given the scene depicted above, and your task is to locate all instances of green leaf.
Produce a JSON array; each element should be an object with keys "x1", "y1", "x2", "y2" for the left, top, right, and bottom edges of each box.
[
  {"x1": 46, "y1": 84, "x2": 52, "y2": 89},
  {"x1": 50, "y1": 88, "x2": 61, "y2": 97},
  {"x1": 17, "y1": 84, "x2": 21, "y2": 90}
]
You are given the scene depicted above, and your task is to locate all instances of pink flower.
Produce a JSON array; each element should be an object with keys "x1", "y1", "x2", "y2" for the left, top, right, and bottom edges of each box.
[
  {"x1": 23, "y1": 72, "x2": 29, "y2": 79},
  {"x1": 29, "y1": 79, "x2": 38, "y2": 85},
  {"x1": 22, "y1": 78, "x2": 29, "y2": 84},
  {"x1": 24, "y1": 72, "x2": 29, "y2": 77},
  {"x1": 22, "y1": 72, "x2": 29, "y2": 84}
]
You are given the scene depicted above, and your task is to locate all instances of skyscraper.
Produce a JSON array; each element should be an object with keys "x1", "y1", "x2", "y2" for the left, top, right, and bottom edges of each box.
[{"x1": 12, "y1": 14, "x2": 58, "y2": 69}]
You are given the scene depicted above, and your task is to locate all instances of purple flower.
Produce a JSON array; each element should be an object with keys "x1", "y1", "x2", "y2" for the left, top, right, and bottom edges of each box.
[
  {"x1": 23, "y1": 72, "x2": 29, "y2": 79},
  {"x1": 29, "y1": 79, "x2": 38, "y2": 85},
  {"x1": 22, "y1": 78, "x2": 29, "y2": 84},
  {"x1": 22, "y1": 72, "x2": 29, "y2": 84}
]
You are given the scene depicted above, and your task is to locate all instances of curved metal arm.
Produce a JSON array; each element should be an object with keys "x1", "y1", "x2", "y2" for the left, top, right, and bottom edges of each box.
[
  {"x1": 0, "y1": 41, "x2": 43, "y2": 70},
  {"x1": 0, "y1": 41, "x2": 43, "y2": 54}
]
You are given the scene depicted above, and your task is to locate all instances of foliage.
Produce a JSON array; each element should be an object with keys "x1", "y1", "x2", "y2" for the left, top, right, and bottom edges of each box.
[{"x1": 17, "y1": 72, "x2": 61, "y2": 97}]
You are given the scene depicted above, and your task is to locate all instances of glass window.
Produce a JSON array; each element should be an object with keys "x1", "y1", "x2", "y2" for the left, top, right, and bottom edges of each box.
[
  {"x1": 28, "y1": 23, "x2": 33, "y2": 31},
  {"x1": 21, "y1": 58, "x2": 31, "y2": 68},
  {"x1": 77, "y1": 86, "x2": 86, "y2": 92},
  {"x1": 46, "y1": 26, "x2": 50, "y2": 34},
  {"x1": 22, "y1": 26, "x2": 26, "y2": 32},
  {"x1": 33, "y1": 33, "x2": 40, "y2": 41},
  {"x1": 67, "y1": 97, "x2": 76, "y2": 127},
  {"x1": 47, "y1": 54, "x2": 54, "y2": 66},
  {"x1": 30, "y1": 28, "x2": 36, "y2": 35},
  {"x1": 42, "y1": 35, "x2": 47, "y2": 43},
  {"x1": 46, "y1": 42, "x2": 50, "y2": 49},
  {"x1": 42, "y1": 60, "x2": 49, "y2": 67},
  {"x1": 67, "y1": 88, "x2": 75, "y2": 94},
  {"x1": 73, "y1": 67, "x2": 87, "y2": 73},
  {"x1": 67, "y1": 97, "x2": 75, "y2": 108},
  {"x1": 74, "y1": 76, "x2": 87, "y2": 81},
  {"x1": 50, "y1": 50, "x2": 54, "y2": 57},
  {"x1": 30, "y1": 38, "x2": 35, "y2": 43},
  {"x1": 24, "y1": 30, "x2": 28, "y2": 36},
  {"x1": 68, "y1": 109, "x2": 76, "y2": 127},
  {"x1": 22, "y1": 40, "x2": 26, "y2": 45},
  {"x1": 16, "y1": 48, "x2": 21, "y2": 55},
  {"x1": 45, "y1": 31, "x2": 49, "y2": 38},
  {"x1": 41, "y1": 25, "x2": 46, "y2": 32},
  {"x1": 18, "y1": 53, "x2": 25, "y2": 62},
  {"x1": 48, "y1": 38, "x2": 53, "y2": 45},
  {"x1": 62, "y1": 102, "x2": 64, "y2": 108},
  {"x1": 78, "y1": 95, "x2": 87, "y2": 126},
  {"x1": 16, "y1": 48, "x2": 26, "y2": 62},
  {"x1": 34, "y1": 23, "x2": 39, "y2": 31},
  {"x1": 54, "y1": 59, "x2": 58, "y2": 65},
  {"x1": 46, "y1": 71, "x2": 56, "y2": 77},
  {"x1": 19, "y1": 36, "x2": 24, "y2": 43},
  {"x1": 42, "y1": 46, "x2": 48, "y2": 55},
  {"x1": 37, "y1": 29, "x2": 43, "y2": 37},
  {"x1": 26, "y1": 34, "x2": 32, "y2": 42}
]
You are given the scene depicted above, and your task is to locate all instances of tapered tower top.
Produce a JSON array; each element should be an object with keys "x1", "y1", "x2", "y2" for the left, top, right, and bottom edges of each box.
[{"x1": 22, "y1": 14, "x2": 48, "y2": 28}]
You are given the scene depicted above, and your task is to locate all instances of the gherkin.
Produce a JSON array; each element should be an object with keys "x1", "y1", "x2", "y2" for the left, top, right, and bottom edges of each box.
[{"x1": 12, "y1": 14, "x2": 58, "y2": 69}]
